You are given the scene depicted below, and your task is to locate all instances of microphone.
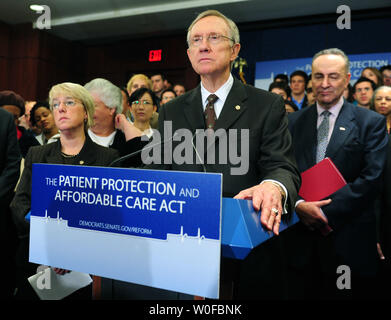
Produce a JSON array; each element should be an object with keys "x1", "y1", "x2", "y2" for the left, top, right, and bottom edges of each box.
[
  {"x1": 191, "y1": 130, "x2": 207, "y2": 173},
  {"x1": 108, "y1": 132, "x2": 178, "y2": 167}
]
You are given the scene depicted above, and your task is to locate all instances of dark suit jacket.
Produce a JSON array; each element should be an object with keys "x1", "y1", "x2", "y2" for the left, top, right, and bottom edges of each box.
[
  {"x1": 380, "y1": 133, "x2": 391, "y2": 261},
  {"x1": 18, "y1": 126, "x2": 39, "y2": 158},
  {"x1": 0, "y1": 109, "x2": 21, "y2": 240},
  {"x1": 146, "y1": 76, "x2": 300, "y2": 299},
  {"x1": 110, "y1": 129, "x2": 148, "y2": 167},
  {"x1": 149, "y1": 77, "x2": 301, "y2": 211},
  {"x1": 10, "y1": 135, "x2": 119, "y2": 238},
  {"x1": 0, "y1": 109, "x2": 21, "y2": 205},
  {"x1": 288, "y1": 101, "x2": 388, "y2": 275}
]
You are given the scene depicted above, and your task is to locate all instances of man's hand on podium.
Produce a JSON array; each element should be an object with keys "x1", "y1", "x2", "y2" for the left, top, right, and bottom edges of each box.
[{"x1": 234, "y1": 182, "x2": 283, "y2": 235}]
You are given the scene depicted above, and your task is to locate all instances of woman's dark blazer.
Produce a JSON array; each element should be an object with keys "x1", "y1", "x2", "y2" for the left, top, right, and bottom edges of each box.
[{"x1": 10, "y1": 135, "x2": 119, "y2": 238}]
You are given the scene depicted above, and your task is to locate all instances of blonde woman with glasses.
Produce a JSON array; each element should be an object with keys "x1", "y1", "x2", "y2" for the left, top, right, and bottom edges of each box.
[{"x1": 10, "y1": 82, "x2": 119, "y2": 298}]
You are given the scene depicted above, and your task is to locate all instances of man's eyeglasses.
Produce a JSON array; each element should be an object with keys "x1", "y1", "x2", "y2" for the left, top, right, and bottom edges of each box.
[
  {"x1": 51, "y1": 99, "x2": 79, "y2": 109},
  {"x1": 131, "y1": 100, "x2": 152, "y2": 106},
  {"x1": 190, "y1": 33, "x2": 234, "y2": 47}
]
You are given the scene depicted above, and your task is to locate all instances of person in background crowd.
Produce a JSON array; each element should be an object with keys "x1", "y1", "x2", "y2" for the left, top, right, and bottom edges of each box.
[
  {"x1": 369, "y1": 85, "x2": 391, "y2": 298},
  {"x1": 151, "y1": 73, "x2": 166, "y2": 99},
  {"x1": 353, "y1": 77, "x2": 376, "y2": 109},
  {"x1": 370, "y1": 86, "x2": 391, "y2": 132},
  {"x1": 125, "y1": 74, "x2": 152, "y2": 120},
  {"x1": 19, "y1": 100, "x2": 41, "y2": 135},
  {"x1": 84, "y1": 78, "x2": 145, "y2": 165},
  {"x1": 284, "y1": 100, "x2": 298, "y2": 113},
  {"x1": 120, "y1": 87, "x2": 131, "y2": 118},
  {"x1": 10, "y1": 82, "x2": 119, "y2": 299},
  {"x1": 173, "y1": 83, "x2": 186, "y2": 96},
  {"x1": 361, "y1": 67, "x2": 383, "y2": 87},
  {"x1": 274, "y1": 73, "x2": 289, "y2": 84},
  {"x1": 127, "y1": 74, "x2": 158, "y2": 129},
  {"x1": 128, "y1": 88, "x2": 158, "y2": 138},
  {"x1": 380, "y1": 65, "x2": 391, "y2": 87},
  {"x1": 306, "y1": 76, "x2": 316, "y2": 106},
  {"x1": 126, "y1": 74, "x2": 152, "y2": 96},
  {"x1": 0, "y1": 90, "x2": 39, "y2": 157},
  {"x1": 160, "y1": 88, "x2": 177, "y2": 105},
  {"x1": 289, "y1": 70, "x2": 309, "y2": 109},
  {"x1": 30, "y1": 101, "x2": 60, "y2": 145},
  {"x1": 343, "y1": 83, "x2": 355, "y2": 103},
  {"x1": 164, "y1": 78, "x2": 173, "y2": 90},
  {"x1": 269, "y1": 81, "x2": 291, "y2": 100},
  {"x1": 0, "y1": 108, "x2": 21, "y2": 299}
]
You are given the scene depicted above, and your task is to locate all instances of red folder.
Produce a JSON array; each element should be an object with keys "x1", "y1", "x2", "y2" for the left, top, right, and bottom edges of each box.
[
  {"x1": 299, "y1": 157, "x2": 347, "y2": 201},
  {"x1": 298, "y1": 158, "x2": 346, "y2": 236}
]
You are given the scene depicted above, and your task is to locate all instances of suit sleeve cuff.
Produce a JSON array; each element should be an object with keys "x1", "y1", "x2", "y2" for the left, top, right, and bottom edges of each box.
[{"x1": 261, "y1": 179, "x2": 288, "y2": 214}]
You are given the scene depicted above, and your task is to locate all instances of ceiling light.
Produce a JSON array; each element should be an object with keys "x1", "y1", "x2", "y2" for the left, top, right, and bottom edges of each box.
[{"x1": 30, "y1": 5, "x2": 45, "y2": 12}]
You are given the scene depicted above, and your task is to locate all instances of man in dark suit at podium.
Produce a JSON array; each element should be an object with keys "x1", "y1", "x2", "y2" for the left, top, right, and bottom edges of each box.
[
  {"x1": 287, "y1": 48, "x2": 388, "y2": 299},
  {"x1": 146, "y1": 9, "x2": 301, "y2": 299}
]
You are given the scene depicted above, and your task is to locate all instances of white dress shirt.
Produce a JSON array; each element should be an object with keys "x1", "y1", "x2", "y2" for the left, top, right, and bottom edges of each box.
[
  {"x1": 200, "y1": 73, "x2": 234, "y2": 118},
  {"x1": 200, "y1": 73, "x2": 289, "y2": 213},
  {"x1": 88, "y1": 129, "x2": 116, "y2": 147}
]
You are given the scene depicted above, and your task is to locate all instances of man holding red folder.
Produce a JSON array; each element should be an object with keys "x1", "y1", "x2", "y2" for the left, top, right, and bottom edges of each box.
[{"x1": 286, "y1": 48, "x2": 388, "y2": 299}]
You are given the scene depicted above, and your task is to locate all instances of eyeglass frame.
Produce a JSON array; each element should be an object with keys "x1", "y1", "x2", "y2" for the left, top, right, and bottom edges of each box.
[
  {"x1": 51, "y1": 98, "x2": 82, "y2": 109},
  {"x1": 189, "y1": 33, "x2": 235, "y2": 47},
  {"x1": 131, "y1": 100, "x2": 153, "y2": 106}
]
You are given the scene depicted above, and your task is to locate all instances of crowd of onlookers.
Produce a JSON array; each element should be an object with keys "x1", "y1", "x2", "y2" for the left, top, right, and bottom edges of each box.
[
  {"x1": 3, "y1": 65, "x2": 391, "y2": 162},
  {"x1": 0, "y1": 72, "x2": 188, "y2": 299},
  {"x1": 268, "y1": 65, "x2": 391, "y2": 117},
  {"x1": 1, "y1": 62, "x2": 391, "y2": 300},
  {"x1": 1, "y1": 73, "x2": 188, "y2": 160}
]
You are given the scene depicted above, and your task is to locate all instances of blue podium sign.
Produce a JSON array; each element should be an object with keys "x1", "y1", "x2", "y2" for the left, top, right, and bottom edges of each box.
[{"x1": 29, "y1": 164, "x2": 222, "y2": 298}]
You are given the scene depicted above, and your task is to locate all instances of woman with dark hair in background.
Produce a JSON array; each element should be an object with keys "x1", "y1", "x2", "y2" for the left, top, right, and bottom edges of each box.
[
  {"x1": 343, "y1": 83, "x2": 355, "y2": 103},
  {"x1": 127, "y1": 88, "x2": 159, "y2": 138},
  {"x1": 362, "y1": 67, "x2": 383, "y2": 87},
  {"x1": 0, "y1": 90, "x2": 39, "y2": 157},
  {"x1": 370, "y1": 86, "x2": 391, "y2": 132},
  {"x1": 30, "y1": 101, "x2": 60, "y2": 145}
]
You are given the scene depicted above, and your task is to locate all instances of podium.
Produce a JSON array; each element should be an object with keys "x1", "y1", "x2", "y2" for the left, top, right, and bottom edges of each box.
[
  {"x1": 222, "y1": 198, "x2": 299, "y2": 259},
  {"x1": 29, "y1": 164, "x2": 298, "y2": 299}
]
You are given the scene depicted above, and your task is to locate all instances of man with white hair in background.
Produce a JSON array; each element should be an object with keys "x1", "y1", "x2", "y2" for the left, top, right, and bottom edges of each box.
[{"x1": 84, "y1": 78, "x2": 145, "y2": 166}]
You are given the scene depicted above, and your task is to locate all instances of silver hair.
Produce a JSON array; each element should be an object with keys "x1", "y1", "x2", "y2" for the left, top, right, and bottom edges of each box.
[
  {"x1": 84, "y1": 78, "x2": 123, "y2": 114},
  {"x1": 370, "y1": 85, "x2": 391, "y2": 111},
  {"x1": 186, "y1": 9, "x2": 240, "y2": 48},
  {"x1": 312, "y1": 48, "x2": 350, "y2": 74}
]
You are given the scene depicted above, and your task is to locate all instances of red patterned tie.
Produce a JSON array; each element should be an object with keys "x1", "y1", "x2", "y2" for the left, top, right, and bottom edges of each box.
[{"x1": 204, "y1": 94, "x2": 218, "y2": 130}]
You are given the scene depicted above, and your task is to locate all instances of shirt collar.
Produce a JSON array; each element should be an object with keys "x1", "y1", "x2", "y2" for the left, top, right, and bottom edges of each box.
[
  {"x1": 200, "y1": 74, "x2": 234, "y2": 107},
  {"x1": 316, "y1": 96, "x2": 344, "y2": 118}
]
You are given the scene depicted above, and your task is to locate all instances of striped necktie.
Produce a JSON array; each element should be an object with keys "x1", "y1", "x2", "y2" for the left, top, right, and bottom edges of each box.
[
  {"x1": 204, "y1": 94, "x2": 218, "y2": 130},
  {"x1": 316, "y1": 110, "x2": 331, "y2": 163}
]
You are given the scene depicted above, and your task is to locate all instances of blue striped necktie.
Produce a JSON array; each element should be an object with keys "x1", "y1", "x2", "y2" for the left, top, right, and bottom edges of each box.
[{"x1": 316, "y1": 110, "x2": 331, "y2": 163}]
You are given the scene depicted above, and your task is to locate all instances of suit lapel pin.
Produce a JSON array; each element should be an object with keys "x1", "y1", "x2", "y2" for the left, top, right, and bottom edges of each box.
[
  {"x1": 235, "y1": 105, "x2": 241, "y2": 110},
  {"x1": 339, "y1": 127, "x2": 346, "y2": 131},
  {"x1": 79, "y1": 160, "x2": 84, "y2": 165}
]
